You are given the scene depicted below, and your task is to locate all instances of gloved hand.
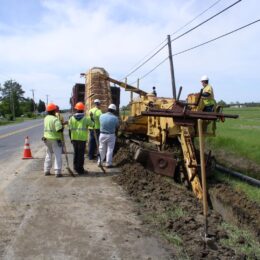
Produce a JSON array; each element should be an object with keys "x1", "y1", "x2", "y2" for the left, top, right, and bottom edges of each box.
[{"x1": 41, "y1": 137, "x2": 47, "y2": 142}]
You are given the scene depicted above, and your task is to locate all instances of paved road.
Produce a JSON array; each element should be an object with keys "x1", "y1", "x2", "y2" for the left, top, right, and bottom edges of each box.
[
  {"x1": 0, "y1": 119, "x2": 174, "y2": 259},
  {"x1": 0, "y1": 119, "x2": 44, "y2": 162}
]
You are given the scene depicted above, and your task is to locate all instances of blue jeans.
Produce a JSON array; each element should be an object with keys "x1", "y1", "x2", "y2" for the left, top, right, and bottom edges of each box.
[
  {"x1": 203, "y1": 105, "x2": 214, "y2": 112},
  {"x1": 88, "y1": 129, "x2": 100, "y2": 159}
]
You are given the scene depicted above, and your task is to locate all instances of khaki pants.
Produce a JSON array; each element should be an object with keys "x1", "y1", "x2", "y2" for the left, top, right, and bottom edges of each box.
[{"x1": 44, "y1": 139, "x2": 62, "y2": 175}]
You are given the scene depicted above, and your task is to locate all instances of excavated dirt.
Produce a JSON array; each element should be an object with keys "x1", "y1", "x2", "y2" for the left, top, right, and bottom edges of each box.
[
  {"x1": 209, "y1": 183, "x2": 260, "y2": 240},
  {"x1": 113, "y1": 147, "x2": 259, "y2": 260}
]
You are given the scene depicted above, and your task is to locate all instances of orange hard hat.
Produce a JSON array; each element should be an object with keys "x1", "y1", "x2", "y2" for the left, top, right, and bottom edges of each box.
[
  {"x1": 74, "y1": 102, "x2": 85, "y2": 110},
  {"x1": 46, "y1": 103, "x2": 57, "y2": 112}
]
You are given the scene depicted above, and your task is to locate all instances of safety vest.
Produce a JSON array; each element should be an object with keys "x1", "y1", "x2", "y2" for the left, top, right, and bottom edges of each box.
[
  {"x1": 202, "y1": 84, "x2": 215, "y2": 106},
  {"x1": 69, "y1": 116, "x2": 93, "y2": 141},
  {"x1": 55, "y1": 112, "x2": 64, "y2": 124},
  {"x1": 44, "y1": 115, "x2": 62, "y2": 140},
  {"x1": 88, "y1": 107, "x2": 102, "y2": 129}
]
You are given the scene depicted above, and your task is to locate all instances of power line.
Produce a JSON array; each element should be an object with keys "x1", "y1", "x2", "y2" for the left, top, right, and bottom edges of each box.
[
  {"x1": 122, "y1": 0, "x2": 223, "y2": 81},
  {"x1": 171, "y1": 0, "x2": 241, "y2": 43},
  {"x1": 139, "y1": 57, "x2": 168, "y2": 81},
  {"x1": 172, "y1": 19, "x2": 260, "y2": 57},
  {"x1": 123, "y1": 42, "x2": 168, "y2": 79},
  {"x1": 122, "y1": 0, "x2": 241, "y2": 80},
  {"x1": 135, "y1": 18, "x2": 260, "y2": 83},
  {"x1": 171, "y1": 0, "x2": 223, "y2": 37},
  {"x1": 120, "y1": 41, "x2": 167, "y2": 81}
]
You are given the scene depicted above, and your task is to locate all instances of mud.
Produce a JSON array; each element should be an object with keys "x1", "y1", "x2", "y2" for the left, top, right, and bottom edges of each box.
[
  {"x1": 113, "y1": 147, "x2": 259, "y2": 259},
  {"x1": 209, "y1": 183, "x2": 260, "y2": 240}
]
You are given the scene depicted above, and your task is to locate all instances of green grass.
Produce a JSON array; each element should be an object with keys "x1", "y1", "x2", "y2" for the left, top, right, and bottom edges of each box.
[
  {"x1": 214, "y1": 171, "x2": 260, "y2": 204},
  {"x1": 142, "y1": 207, "x2": 190, "y2": 258},
  {"x1": 161, "y1": 231, "x2": 183, "y2": 246},
  {"x1": 220, "y1": 223, "x2": 260, "y2": 259},
  {"x1": 206, "y1": 107, "x2": 260, "y2": 173}
]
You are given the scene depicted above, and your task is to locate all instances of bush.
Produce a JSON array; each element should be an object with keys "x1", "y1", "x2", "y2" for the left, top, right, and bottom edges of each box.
[
  {"x1": 26, "y1": 112, "x2": 33, "y2": 118},
  {"x1": 6, "y1": 114, "x2": 14, "y2": 121}
]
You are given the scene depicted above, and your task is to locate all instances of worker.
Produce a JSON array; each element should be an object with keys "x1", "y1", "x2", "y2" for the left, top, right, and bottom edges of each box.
[
  {"x1": 55, "y1": 105, "x2": 67, "y2": 125},
  {"x1": 98, "y1": 104, "x2": 119, "y2": 168},
  {"x1": 43, "y1": 103, "x2": 63, "y2": 177},
  {"x1": 88, "y1": 99, "x2": 102, "y2": 160},
  {"x1": 68, "y1": 102, "x2": 94, "y2": 175},
  {"x1": 152, "y1": 86, "x2": 157, "y2": 97},
  {"x1": 200, "y1": 75, "x2": 216, "y2": 112}
]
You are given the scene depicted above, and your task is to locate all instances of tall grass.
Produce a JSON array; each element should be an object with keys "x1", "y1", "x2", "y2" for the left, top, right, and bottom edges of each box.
[{"x1": 207, "y1": 107, "x2": 260, "y2": 166}]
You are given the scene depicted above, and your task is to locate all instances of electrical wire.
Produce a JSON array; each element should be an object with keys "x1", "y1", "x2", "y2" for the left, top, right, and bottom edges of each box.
[
  {"x1": 122, "y1": 0, "x2": 224, "y2": 81},
  {"x1": 122, "y1": 0, "x2": 241, "y2": 80},
  {"x1": 172, "y1": 19, "x2": 260, "y2": 57},
  {"x1": 123, "y1": 42, "x2": 168, "y2": 80},
  {"x1": 170, "y1": 0, "x2": 241, "y2": 43},
  {"x1": 171, "y1": 0, "x2": 223, "y2": 37},
  {"x1": 120, "y1": 40, "x2": 167, "y2": 81},
  {"x1": 136, "y1": 18, "x2": 260, "y2": 82}
]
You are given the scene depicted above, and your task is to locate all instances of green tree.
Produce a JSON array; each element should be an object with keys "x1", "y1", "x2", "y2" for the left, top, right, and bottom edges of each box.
[
  {"x1": 38, "y1": 99, "x2": 46, "y2": 113},
  {"x1": 20, "y1": 98, "x2": 35, "y2": 115},
  {"x1": 217, "y1": 100, "x2": 227, "y2": 106},
  {"x1": 0, "y1": 80, "x2": 25, "y2": 117}
]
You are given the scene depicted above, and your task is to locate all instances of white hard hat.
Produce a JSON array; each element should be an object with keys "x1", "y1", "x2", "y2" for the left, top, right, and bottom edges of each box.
[
  {"x1": 201, "y1": 75, "x2": 209, "y2": 81},
  {"x1": 94, "y1": 99, "x2": 100, "y2": 103},
  {"x1": 108, "y1": 104, "x2": 116, "y2": 110}
]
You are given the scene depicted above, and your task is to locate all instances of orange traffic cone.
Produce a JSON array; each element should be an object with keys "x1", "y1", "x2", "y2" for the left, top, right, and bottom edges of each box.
[{"x1": 22, "y1": 136, "x2": 33, "y2": 159}]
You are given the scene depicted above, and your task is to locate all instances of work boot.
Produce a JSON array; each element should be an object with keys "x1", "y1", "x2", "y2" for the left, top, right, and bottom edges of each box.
[
  {"x1": 77, "y1": 169, "x2": 88, "y2": 175},
  {"x1": 56, "y1": 173, "x2": 63, "y2": 178},
  {"x1": 44, "y1": 171, "x2": 51, "y2": 176}
]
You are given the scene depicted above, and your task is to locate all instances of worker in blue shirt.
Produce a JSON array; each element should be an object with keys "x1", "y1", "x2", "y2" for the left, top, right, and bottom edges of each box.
[{"x1": 98, "y1": 104, "x2": 119, "y2": 168}]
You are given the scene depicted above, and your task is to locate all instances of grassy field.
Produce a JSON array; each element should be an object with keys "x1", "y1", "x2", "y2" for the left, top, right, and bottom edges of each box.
[{"x1": 206, "y1": 107, "x2": 260, "y2": 179}]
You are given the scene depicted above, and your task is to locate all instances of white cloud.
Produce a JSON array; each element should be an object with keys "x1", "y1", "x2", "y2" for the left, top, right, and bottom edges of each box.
[{"x1": 0, "y1": 0, "x2": 259, "y2": 108}]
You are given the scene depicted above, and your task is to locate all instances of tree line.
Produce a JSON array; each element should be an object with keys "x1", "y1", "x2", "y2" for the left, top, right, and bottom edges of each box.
[{"x1": 0, "y1": 80, "x2": 46, "y2": 120}]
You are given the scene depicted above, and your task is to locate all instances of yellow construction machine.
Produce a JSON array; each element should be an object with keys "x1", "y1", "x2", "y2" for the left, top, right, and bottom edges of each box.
[{"x1": 82, "y1": 67, "x2": 238, "y2": 199}]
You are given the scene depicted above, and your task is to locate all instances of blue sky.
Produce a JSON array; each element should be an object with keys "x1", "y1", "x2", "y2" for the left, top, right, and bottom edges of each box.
[{"x1": 0, "y1": 0, "x2": 259, "y2": 108}]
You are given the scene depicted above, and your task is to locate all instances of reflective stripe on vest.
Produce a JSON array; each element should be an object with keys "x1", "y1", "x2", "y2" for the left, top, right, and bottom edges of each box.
[{"x1": 69, "y1": 116, "x2": 89, "y2": 141}]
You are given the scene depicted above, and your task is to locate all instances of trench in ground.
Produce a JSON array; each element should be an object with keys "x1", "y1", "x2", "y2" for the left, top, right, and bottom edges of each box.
[{"x1": 112, "y1": 146, "x2": 260, "y2": 259}]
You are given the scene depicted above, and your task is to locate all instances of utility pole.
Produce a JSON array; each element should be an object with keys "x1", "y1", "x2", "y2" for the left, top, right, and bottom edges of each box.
[
  {"x1": 10, "y1": 79, "x2": 15, "y2": 120},
  {"x1": 46, "y1": 94, "x2": 49, "y2": 106},
  {"x1": 30, "y1": 89, "x2": 36, "y2": 114},
  {"x1": 167, "y1": 35, "x2": 177, "y2": 99}
]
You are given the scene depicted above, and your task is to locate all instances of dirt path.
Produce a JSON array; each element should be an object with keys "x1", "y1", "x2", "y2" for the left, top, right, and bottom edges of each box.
[{"x1": 0, "y1": 148, "x2": 174, "y2": 259}]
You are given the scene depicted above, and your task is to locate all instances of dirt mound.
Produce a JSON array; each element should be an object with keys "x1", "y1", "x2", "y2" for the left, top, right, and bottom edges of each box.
[
  {"x1": 210, "y1": 183, "x2": 260, "y2": 239},
  {"x1": 113, "y1": 147, "x2": 259, "y2": 259},
  {"x1": 115, "y1": 148, "x2": 238, "y2": 259}
]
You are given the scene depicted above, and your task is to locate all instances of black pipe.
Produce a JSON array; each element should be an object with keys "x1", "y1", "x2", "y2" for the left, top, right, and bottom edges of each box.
[
  {"x1": 216, "y1": 164, "x2": 260, "y2": 187},
  {"x1": 177, "y1": 86, "x2": 182, "y2": 101}
]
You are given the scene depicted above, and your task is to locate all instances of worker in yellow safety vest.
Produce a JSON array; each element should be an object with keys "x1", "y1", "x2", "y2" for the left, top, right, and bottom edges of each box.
[
  {"x1": 55, "y1": 105, "x2": 66, "y2": 125},
  {"x1": 200, "y1": 75, "x2": 216, "y2": 112},
  {"x1": 68, "y1": 102, "x2": 94, "y2": 175},
  {"x1": 88, "y1": 99, "x2": 102, "y2": 160},
  {"x1": 43, "y1": 103, "x2": 64, "y2": 177}
]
